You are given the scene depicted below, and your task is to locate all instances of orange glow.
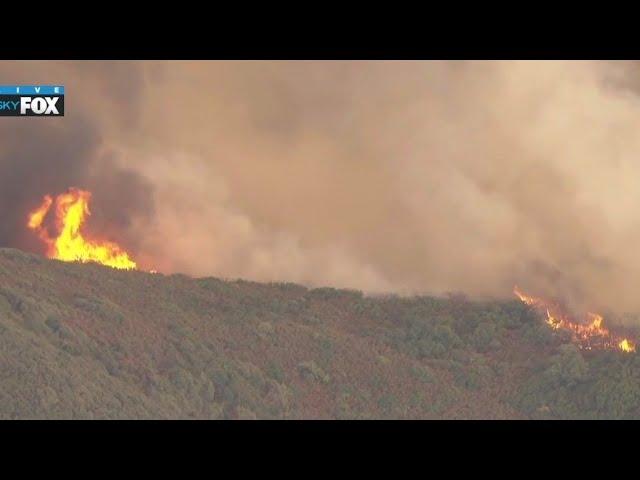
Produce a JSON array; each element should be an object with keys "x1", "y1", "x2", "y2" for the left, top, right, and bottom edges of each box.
[
  {"x1": 514, "y1": 285, "x2": 635, "y2": 353},
  {"x1": 27, "y1": 194, "x2": 52, "y2": 230},
  {"x1": 27, "y1": 188, "x2": 137, "y2": 270}
]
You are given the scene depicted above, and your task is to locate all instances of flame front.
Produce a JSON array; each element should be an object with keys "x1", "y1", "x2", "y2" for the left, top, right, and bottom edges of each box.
[
  {"x1": 514, "y1": 286, "x2": 635, "y2": 353},
  {"x1": 27, "y1": 188, "x2": 137, "y2": 270}
]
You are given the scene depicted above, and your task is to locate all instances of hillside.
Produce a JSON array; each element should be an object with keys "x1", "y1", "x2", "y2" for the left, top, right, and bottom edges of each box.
[{"x1": 1, "y1": 248, "x2": 640, "y2": 419}]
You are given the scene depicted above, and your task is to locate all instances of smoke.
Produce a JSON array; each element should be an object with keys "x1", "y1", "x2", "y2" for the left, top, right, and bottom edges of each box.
[
  {"x1": 6, "y1": 61, "x2": 640, "y2": 317},
  {"x1": 0, "y1": 61, "x2": 155, "y2": 258}
]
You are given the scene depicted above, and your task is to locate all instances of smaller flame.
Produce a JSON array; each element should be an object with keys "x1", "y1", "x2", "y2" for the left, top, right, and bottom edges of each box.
[
  {"x1": 27, "y1": 194, "x2": 52, "y2": 230},
  {"x1": 586, "y1": 312, "x2": 603, "y2": 332},
  {"x1": 514, "y1": 286, "x2": 635, "y2": 353},
  {"x1": 619, "y1": 339, "x2": 636, "y2": 353}
]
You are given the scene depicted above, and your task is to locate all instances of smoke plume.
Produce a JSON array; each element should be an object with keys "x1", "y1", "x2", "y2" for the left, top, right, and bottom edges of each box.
[{"x1": 5, "y1": 61, "x2": 640, "y2": 318}]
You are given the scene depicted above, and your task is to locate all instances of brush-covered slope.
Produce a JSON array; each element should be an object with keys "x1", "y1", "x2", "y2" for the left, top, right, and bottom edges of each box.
[{"x1": 1, "y1": 248, "x2": 640, "y2": 419}]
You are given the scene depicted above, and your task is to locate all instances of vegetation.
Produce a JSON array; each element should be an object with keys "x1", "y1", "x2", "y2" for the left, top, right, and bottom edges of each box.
[{"x1": 0, "y1": 247, "x2": 639, "y2": 419}]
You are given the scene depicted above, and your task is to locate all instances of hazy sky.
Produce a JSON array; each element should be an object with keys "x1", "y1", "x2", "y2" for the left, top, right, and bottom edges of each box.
[{"x1": 3, "y1": 61, "x2": 640, "y2": 315}]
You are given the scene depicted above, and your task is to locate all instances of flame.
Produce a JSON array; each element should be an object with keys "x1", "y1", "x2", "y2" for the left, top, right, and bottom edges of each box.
[
  {"x1": 27, "y1": 188, "x2": 137, "y2": 270},
  {"x1": 27, "y1": 194, "x2": 52, "y2": 230},
  {"x1": 619, "y1": 338, "x2": 636, "y2": 353},
  {"x1": 514, "y1": 285, "x2": 635, "y2": 353}
]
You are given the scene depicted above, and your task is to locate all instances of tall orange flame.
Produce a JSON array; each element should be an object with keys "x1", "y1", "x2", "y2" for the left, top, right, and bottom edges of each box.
[
  {"x1": 27, "y1": 188, "x2": 137, "y2": 270},
  {"x1": 514, "y1": 286, "x2": 635, "y2": 353}
]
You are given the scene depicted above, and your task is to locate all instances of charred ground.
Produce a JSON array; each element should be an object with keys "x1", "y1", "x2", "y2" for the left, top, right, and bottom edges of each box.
[{"x1": 1, "y1": 247, "x2": 639, "y2": 419}]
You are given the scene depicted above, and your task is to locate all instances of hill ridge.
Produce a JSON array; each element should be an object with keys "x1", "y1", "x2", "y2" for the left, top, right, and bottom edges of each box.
[{"x1": 0, "y1": 247, "x2": 638, "y2": 419}]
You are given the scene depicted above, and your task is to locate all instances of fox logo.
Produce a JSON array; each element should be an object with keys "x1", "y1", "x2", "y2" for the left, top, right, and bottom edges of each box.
[
  {"x1": 20, "y1": 96, "x2": 61, "y2": 115},
  {"x1": 0, "y1": 86, "x2": 65, "y2": 117}
]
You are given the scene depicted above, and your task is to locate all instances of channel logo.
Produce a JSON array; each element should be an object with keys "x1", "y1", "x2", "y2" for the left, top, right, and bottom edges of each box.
[{"x1": 0, "y1": 85, "x2": 65, "y2": 117}]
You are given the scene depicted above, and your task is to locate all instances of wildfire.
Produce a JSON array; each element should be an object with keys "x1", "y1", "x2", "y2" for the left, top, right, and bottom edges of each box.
[
  {"x1": 27, "y1": 188, "x2": 137, "y2": 270},
  {"x1": 514, "y1": 286, "x2": 635, "y2": 353}
]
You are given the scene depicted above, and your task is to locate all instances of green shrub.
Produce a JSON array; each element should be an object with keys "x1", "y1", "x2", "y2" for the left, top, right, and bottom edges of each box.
[
  {"x1": 298, "y1": 361, "x2": 330, "y2": 384},
  {"x1": 546, "y1": 344, "x2": 589, "y2": 387},
  {"x1": 472, "y1": 322, "x2": 499, "y2": 351},
  {"x1": 410, "y1": 364, "x2": 435, "y2": 384},
  {"x1": 73, "y1": 296, "x2": 125, "y2": 323}
]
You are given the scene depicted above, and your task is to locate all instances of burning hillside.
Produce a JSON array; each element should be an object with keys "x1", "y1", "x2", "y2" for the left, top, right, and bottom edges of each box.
[
  {"x1": 27, "y1": 188, "x2": 137, "y2": 270},
  {"x1": 514, "y1": 286, "x2": 635, "y2": 353}
]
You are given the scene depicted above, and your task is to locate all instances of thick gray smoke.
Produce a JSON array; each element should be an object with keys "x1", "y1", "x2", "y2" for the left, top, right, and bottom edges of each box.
[{"x1": 4, "y1": 61, "x2": 640, "y2": 318}]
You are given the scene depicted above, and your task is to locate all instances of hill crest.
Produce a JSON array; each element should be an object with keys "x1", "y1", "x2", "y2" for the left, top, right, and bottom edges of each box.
[{"x1": 0, "y1": 248, "x2": 638, "y2": 419}]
